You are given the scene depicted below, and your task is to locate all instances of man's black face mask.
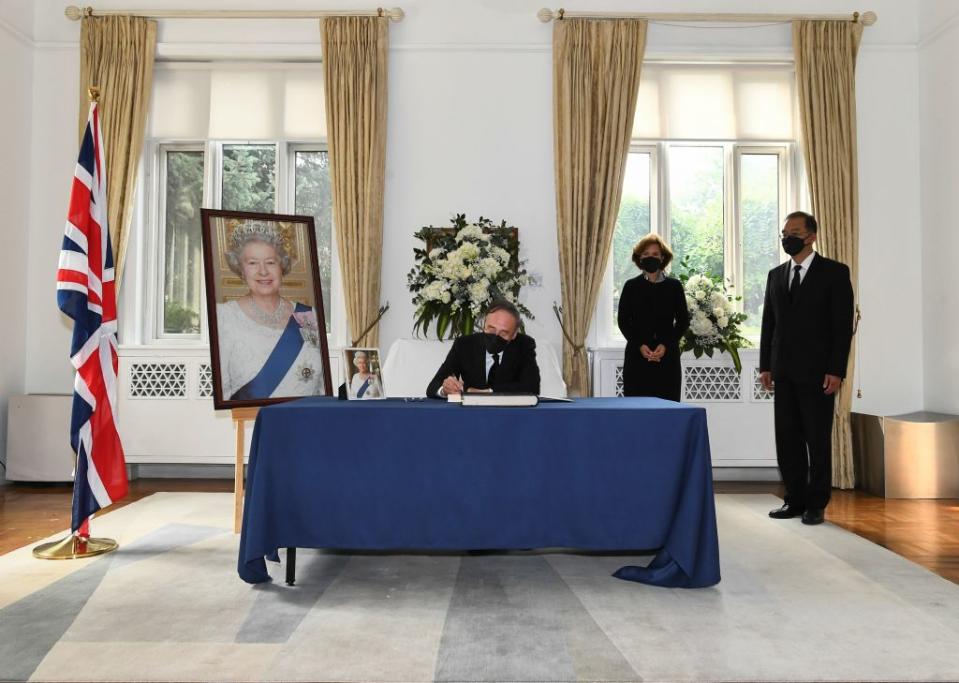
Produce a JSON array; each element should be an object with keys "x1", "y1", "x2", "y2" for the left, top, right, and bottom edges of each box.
[
  {"x1": 781, "y1": 235, "x2": 807, "y2": 256},
  {"x1": 483, "y1": 333, "x2": 508, "y2": 355}
]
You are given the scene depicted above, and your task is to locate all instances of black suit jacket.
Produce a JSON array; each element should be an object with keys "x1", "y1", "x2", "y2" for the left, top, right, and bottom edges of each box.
[
  {"x1": 426, "y1": 333, "x2": 541, "y2": 397},
  {"x1": 759, "y1": 253, "x2": 854, "y2": 383}
]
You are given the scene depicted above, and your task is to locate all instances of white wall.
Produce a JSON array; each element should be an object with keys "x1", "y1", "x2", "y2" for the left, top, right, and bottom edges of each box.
[
  {"x1": 919, "y1": 1, "x2": 959, "y2": 415},
  {"x1": 0, "y1": 2, "x2": 34, "y2": 476},
  {"x1": 19, "y1": 0, "x2": 928, "y2": 425}
]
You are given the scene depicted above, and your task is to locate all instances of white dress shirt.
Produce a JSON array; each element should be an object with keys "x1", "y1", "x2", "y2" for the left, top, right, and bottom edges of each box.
[
  {"x1": 437, "y1": 350, "x2": 499, "y2": 398},
  {"x1": 790, "y1": 250, "x2": 816, "y2": 284}
]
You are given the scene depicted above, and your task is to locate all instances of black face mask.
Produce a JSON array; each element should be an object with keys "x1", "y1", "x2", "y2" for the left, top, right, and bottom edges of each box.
[
  {"x1": 781, "y1": 235, "x2": 807, "y2": 256},
  {"x1": 639, "y1": 256, "x2": 662, "y2": 273},
  {"x1": 483, "y1": 333, "x2": 508, "y2": 355}
]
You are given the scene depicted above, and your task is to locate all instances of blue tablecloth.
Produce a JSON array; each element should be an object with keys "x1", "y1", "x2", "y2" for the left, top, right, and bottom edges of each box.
[{"x1": 238, "y1": 397, "x2": 720, "y2": 588}]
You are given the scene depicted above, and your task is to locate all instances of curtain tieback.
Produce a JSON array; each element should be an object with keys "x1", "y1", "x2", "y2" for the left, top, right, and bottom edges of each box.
[
  {"x1": 351, "y1": 302, "x2": 391, "y2": 347},
  {"x1": 552, "y1": 302, "x2": 584, "y2": 353}
]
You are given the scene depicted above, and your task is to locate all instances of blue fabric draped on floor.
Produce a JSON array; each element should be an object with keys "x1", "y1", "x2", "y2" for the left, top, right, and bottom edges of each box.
[{"x1": 238, "y1": 397, "x2": 720, "y2": 588}]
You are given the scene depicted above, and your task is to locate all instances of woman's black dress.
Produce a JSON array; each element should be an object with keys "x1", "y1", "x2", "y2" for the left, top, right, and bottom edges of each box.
[{"x1": 617, "y1": 274, "x2": 690, "y2": 401}]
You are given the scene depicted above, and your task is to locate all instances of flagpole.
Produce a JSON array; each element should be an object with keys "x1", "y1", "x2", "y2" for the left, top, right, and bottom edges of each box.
[{"x1": 34, "y1": 84, "x2": 121, "y2": 561}]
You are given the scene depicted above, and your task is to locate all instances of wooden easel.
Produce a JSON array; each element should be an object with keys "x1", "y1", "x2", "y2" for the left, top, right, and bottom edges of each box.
[{"x1": 231, "y1": 407, "x2": 259, "y2": 533}]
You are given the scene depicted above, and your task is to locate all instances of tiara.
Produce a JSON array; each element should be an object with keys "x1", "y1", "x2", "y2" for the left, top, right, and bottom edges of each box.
[{"x1": 231, "y1": 220, "x2": 280, "y2": 248}]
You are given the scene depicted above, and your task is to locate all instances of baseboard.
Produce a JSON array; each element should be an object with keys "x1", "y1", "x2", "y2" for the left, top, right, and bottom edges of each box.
[
  {"x1": 125, "y1": 463, "x2": 782, "y2": 482},
  {"x1": 712, "y1": 467, "x2": 781, "y2": 481},
  {"x1": 130, "y1": 464, "x2": 236, "y2": 479}
]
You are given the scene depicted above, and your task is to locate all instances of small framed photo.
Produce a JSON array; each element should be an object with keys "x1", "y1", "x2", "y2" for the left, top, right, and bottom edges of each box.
[
  {"x1": 342, "y1": 348, "x2": 386, "y2": 400},
  {"x1": 201, "y1": 209, "x2": 333, "y2": 410}
]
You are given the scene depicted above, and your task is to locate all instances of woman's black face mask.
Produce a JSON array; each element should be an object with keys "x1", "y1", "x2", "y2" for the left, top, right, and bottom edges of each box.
[{"x1": 639, "y1": 256, "x2": 662, "y2": 273}]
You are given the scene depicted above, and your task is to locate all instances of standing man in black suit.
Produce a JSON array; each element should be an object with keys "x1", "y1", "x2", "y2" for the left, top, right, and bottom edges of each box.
[
  {"x1": 427, "y1": 300, "x2": 540, "y2": 397},
  {"x1": 760, "y1": 211, "x2": 854, "y2": 526}
]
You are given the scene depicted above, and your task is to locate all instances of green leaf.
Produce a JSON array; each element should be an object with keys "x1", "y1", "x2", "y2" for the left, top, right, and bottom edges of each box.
[
  {"x1": 725, "y1": 343, "x2": 743, "y2": 374},
  {"x1": 704, "y1": 347, "x2": 714, "y2": 358},
  {"x1": 437, "y1": 309, "x2": 450, "y2": 340},
  {"x1": 694, "y1": 347, "x2": 703, "y2": 359}
]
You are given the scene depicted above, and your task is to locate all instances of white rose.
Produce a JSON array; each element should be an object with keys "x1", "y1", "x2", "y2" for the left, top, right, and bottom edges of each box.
[
  {"x1": 493, "y1": 247, "x2": 511, "y2": 264},
  {"x1": 429, "y1": 247, "x2": 445, "y2": 259},
  {"x1": 694, "y1": 290, "x2": 706, "y2": 301},
  {"x1": 717, "y1": 316, "x2": 728, "y2": 328},
  {"x1": 468, "y1": 279, "x2": 490, "y2": 303},
  {"x1": 690, "y1": 315, "x2": 713, "y2": 337},
  {"x1": 710, "y1": 292, "x2": 726, "y2": 309},
  {"x1": 454, "y1": 243, "x2": 480, "y2": 261},
  {"x1": 455, "y1": 225, "x2": 484, "y2": 241},
  {"x1": 479, "y1": 257, "x2": 502, "y2": 277},
  {"x1": 712, "y1": 306, "x2": 725, "y2": 318},
  {"x1": 441, "y1": 290, "x2": 451, "y2": 304}
]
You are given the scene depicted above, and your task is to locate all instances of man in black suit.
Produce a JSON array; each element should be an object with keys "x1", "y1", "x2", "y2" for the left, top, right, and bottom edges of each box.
[
  {"x1": 427, "y1": 300, "x2": 540, "y2": 397},
  {"x1": 759, "y1": 211, "x2": 854, "y2": 526}
]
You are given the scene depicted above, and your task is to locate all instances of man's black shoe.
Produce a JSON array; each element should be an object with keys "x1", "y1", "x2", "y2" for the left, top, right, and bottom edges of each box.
[
  {"x1": 768, "y1": 504, "x2": 805, "y2": 519},
  {"x1": 801, "y1": 509, "x2": 825, "y2": 525}
]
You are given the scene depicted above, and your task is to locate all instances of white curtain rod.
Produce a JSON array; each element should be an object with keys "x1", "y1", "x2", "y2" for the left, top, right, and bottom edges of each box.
[
  {"x1": 536, "y1": 8, "x2": 877, "y2": 26},
  {"x1": 65, "y1": 5, "x2": 405, "y2": 22}
]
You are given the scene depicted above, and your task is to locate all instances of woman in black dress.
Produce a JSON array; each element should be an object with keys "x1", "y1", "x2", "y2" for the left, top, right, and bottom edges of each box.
[{"x1": 617, "y1": 235, "x2": 690, "y2": 401}]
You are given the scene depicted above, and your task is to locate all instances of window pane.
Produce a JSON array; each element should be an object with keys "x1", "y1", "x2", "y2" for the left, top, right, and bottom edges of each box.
[
  {"x1": 669, "y1": 146, "x2": 724, "y2": 280},
  {"x1": 741, "y1": 153, "x2": 781, "y2": 337},
  {"x1": 293, "y1": 150, "x2": 333, "y2": 333},
  {"x1": 612, "y1": 152, "x2": 651, "y2": 333},
  {"x1": 162, "y1": 150, "x2": 204, "y2": 335},
  {"x1": 221, "y1": 144, "x2": 276, "y2": 212}
]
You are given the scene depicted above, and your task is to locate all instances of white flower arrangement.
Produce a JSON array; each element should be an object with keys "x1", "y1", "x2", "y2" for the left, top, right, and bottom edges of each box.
[
  {"x1": 408, "y1": 214, "x2": 535, "y2": 338},
  {"x1": 676, "y1": 256, "x2": 749, "y2": 372}
]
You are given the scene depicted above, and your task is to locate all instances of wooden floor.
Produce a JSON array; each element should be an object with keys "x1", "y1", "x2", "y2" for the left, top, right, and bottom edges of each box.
[{"x1": 1, "y1": 479, "x2": 957, "y2": 585}]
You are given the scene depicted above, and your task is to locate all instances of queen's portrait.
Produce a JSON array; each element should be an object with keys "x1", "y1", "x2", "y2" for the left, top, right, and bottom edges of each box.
[
  {"x1": 348, "y1": 350, "x2": 383, "y2": 399},
  {"x1": 215, "y1": 221, "x2": 326, "y2": 402}
]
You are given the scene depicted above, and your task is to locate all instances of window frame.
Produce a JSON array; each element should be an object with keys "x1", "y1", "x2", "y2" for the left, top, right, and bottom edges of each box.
[
  {"x1": 598, "y1": 140, "x2": 797, "y2": 347},
  {"x1": 141, "y1": 138, "x2": 340, "y2": 347}
]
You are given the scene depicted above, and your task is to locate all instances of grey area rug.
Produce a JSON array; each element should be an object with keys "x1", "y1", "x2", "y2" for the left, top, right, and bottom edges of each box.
[{"x1": 1, "y1": 492, "x2": 958, "y2": 682}]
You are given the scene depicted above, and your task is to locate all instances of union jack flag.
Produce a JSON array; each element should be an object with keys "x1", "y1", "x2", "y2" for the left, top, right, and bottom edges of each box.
[{"x1": 56, "y1": 100, "x2": 128, "y2": 535}]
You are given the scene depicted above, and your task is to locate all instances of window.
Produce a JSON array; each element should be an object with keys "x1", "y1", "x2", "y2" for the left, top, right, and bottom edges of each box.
[
  {"x1": 738, "y1": 150, "x2": 785, "y2": 338},
  {"x1": 221, "y1": 144, "x2": 277, "y2": 213},
  {"x1": 612, "y1": 149, "x2": 654, "y2": 319},
  {"x1": 292, "y1": 148, "x2": 333, "y2": 334},
  {"x1": 606, "y1": 62, "x2": 799, "y2": 342},
  {"x1": 159, "y1": 147, "x2": 205, "y2": 335},
  {"x1": 146, "y1": 63, "x2": 335, "y2": 343}
]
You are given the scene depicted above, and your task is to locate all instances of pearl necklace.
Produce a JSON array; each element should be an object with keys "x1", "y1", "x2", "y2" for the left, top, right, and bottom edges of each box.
[{"x1": 246, "y1": 296, "x2": 288, "y2": 326}]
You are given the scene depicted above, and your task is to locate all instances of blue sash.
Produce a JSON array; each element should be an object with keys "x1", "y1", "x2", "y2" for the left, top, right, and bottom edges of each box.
[
  {"x1": 231, "y1": 303, "x2": 311, "y2": 401},
  {"x1": 356, "y1": 377, "x2": 371, "y2": 398}
]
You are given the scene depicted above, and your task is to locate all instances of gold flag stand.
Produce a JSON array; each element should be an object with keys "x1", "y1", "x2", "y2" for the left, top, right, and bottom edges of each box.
[
  {"x1": 35, "y1": 83, "x2": 119, "y2": 562},
  {"x1": 33, "y1": 533, "x2": 118, "y2": 560}
]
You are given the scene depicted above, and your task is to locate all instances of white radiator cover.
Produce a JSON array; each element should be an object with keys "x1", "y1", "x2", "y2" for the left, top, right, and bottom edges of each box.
[{"x1": 110, "y1": 346, "x2": 775, "y2": 469}]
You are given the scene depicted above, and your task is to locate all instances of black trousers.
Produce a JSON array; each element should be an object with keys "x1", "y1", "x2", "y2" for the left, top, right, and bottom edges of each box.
[{"x1": 773, "y1": 378, "x2": 836, "y2": 510}]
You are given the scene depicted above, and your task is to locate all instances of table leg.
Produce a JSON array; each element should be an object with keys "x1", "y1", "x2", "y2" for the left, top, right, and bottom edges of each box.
[
  {"x1": 286, "y1": 547, "x2": 296, "y2": 586},
  {"x1": 233, "y1": 417, "x2": 245, "y2": 534}
]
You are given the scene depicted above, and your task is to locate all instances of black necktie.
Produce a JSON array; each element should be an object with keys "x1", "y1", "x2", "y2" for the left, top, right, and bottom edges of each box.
[
  {"x1": 790, "y1": 264, "x2": 802, "y2": 300},
  {"x1": 487, "y1": 352, "x2": 500, "y2": 388}
]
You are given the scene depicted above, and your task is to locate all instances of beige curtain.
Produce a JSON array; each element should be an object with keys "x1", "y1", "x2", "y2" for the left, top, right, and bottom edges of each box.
[
  {"x1": 793, "y1": 20, "x2": 863, "y2": 489},
  {"x1": 79, "y1": 15, "x2": 156, "y2": 287},
  {"x1": 320, "y1": 16, "x2": 389, "y2": 347},
  {"x1": 553, "y1": 19, "x2": 647, "y2": 396}
]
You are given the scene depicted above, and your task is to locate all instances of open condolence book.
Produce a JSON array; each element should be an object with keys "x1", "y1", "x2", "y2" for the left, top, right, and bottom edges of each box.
[{"x1": 449, "y1": 393, "x2": 539, "y2": 407}]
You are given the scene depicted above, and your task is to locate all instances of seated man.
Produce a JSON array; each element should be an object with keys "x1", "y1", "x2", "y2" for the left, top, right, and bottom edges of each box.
[{"x1": 427, "y1": 300, "x2": 541, "y2": 398}]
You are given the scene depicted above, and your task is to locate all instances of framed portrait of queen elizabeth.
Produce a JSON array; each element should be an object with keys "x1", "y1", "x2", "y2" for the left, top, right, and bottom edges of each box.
[{"x1": 200, "y1": 209, "x2": 333, "y2": 410}]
